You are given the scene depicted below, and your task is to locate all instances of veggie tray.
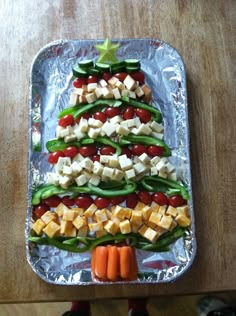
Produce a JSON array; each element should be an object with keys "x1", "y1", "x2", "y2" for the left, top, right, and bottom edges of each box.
[{"x1": 26, "y1": 38, "x2": 196, "y2": 285}]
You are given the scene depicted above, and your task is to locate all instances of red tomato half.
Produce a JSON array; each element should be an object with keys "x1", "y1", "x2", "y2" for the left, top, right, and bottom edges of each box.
[
  {"x1": 147, "y1": 145, "x2": 164, "y2": 157},
  {"x1": 75, "y1": 113, "x2": 91, "y2": 124},
  {"x1": 94, "y1": 111, "x2": 107, "y2": 123},
  {"x1": 87, "y1": 75, "x2": 98, "y2": 84},
  {"x1": 114, "y1": 72, "x2": 128, "y2": 82},
  {"x1": 131, "y1": 144, "x2": 147, "y2": 156},
  {"x1": 126, "y1": 193, "x2": 138, "y2": 208},
  {"x1": 152, "y1": 192, "x2": 168, "y2": 206},
  {"x1": 79, "y1": 145, "x2": 97, "y2": 157},
  {"x1": 111, "y1": 196, "x2": 126, "y2": 205},
  {"x1": 64, "y1": 146, "x2": 79, "y2": 158},
  {"x1": 48, "y1": 151, "x2": 64, "y2": 164},
  {"x1": 62, "y1": 196, "x2": 75, "y2": 207},
  {"x1": 43, "y1": 196, "x2": 61, "y2": 208},
  {"x1": 122, "y1": 106, "x2": 135, "y2": 120},
  {"x1": 59, "y1": 114, "x2": 74, "y2": 127},
  {"x1": 135, "y1": 108, "x2": 151, "y2": 123},
  {"x1": 33, "y1": 204, "x2": 49, "y2": 219},
  {"x1": 138, "y1": 191, "x2": 152, "y2": 205},
  {"x1": 131, "y1": 71, "x2": 145, "y2": 84},
  {"x1": 121, "y1": 147, "x2": 132, "y2": 158},
  {"x1": 75, "y1": 195, "x2": 94, "y2": 209},
  {"x1": 100, "y1": 146, "x2": 116, "y2": 155},
  {"x1": 105, "y1": 107, "x2": 121, "y2": 118},
  {"x1": 73, "y1": 78, "x2": 87, "y2": 88},
  {"x1": 168, "y1": 195, "x2": 185, "y2": 207},
  {"x1": 94, "y1": 197, "x2": 110, "y2": 209}
]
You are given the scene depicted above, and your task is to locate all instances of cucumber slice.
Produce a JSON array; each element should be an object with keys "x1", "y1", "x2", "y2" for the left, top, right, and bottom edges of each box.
[
  {"x1": 78, "y1": 59, "x2": 94, "y2": 69},
  {"x1": 125, "y1": 59, "x2": 140, "y2": 67},
  {"x1": 72, "y1": 66, "x2": 88, "y2": 78},
  {"x1": 110, "y1": 61, "x2": 126, "y2": 70},
  {"x1": 87, "y1": 68, "x2": 101, "y2": 76},
  {"x1": 95, "y1": 63, "x2": 110, "y2": 72},
  {"x1": 126, "y1": 66, "x2": 140, "y2": 74},
  {"x1": 110, "y1": 64, "x2": 126, "y2": 74}
]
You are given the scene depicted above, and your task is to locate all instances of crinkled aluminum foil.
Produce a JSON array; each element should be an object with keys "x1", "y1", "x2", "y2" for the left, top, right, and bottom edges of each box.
[{"x1": 26, "y1": 38, "x2": 196, "y2": 285}]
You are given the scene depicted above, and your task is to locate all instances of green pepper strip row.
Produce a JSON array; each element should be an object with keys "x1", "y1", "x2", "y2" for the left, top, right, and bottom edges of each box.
[
  {"x1": 46, "y1": 136, "x2": 122, "y2": 156},
  {"x1": 120, "y1": 135, "x2": 171, "y2": 157},
  {"x1": 29, "y1": 226, "x2": 187, "y2": 253},
  {"x1": 140, "y1": 176, "x2": 190, "y2": 200},
  {"x1": 32, "y1": 182, "x2": 137, "y2": 205},
  {"x1": 121, "y1": 96, "x2": 162, "y2": 123}
]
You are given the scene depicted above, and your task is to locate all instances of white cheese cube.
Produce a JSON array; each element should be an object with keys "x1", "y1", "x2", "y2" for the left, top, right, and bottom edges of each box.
[
  {"x1": 156, "y1": 160, "x2": 167, "y2": 173},
  {"x1": 87, "y1": 83, "x2": 98, "y2": 92},
  {"x1": 102, "y1": 167, "x2": 114, "y2": 178},
  {"x1": 60, "y1": 126, "x2": 71, "y2": 138},
  {"x1": 78, "y1": 118, "x2": 88, "y2": 133},
  {"x1": 101, "y1": 87, "x2": 113, "y2": 99},
  {"x1": 112, "y1": 169, "x2": 124, "y2": 181},
  {"x1": 133, "y1": 156, "x2": 140, "y2": 164},
  {"x1": 63, "y1": 165, "x2": 73, "y2": 175},
  {"x1": 135, "y1": 86, "x2": 144, "y2": 97},
  {"x1": 133, "y1": 162, "x2": 147, "y2": 174},
  {"x1": 118, "y1": 154, "x2": 128, "y2": 161},
  {"x1": 125, "y1": 169, "x2": 136, "y2": 180},
  {"x1": 120, "y1": 120, "x2": 129, "y2": 128},
  {"x1": 88, "y1": 127, "x2": 100, "y2": 139},
  {"x1": 101, "y1": 121, "x2": 116, "y2": 137},
  {"x1": 169, "y1": 172, "x2": 177, "y2": 181},
  {"x1": 137, "y1": 123, "x2": 152, "y2": 135},
  {"x1": 131, "y1": 127, "x2": 139, "y2": 135},
  {"x1": 56, "y1": 126, "x2": 65, "y2": 138},
  {"x1": 55, "y1": 157, "x2": 71, "y2": 173},
  {"x1": 86, "y1": 92, "x2": 97, "y2": 103},
  {"x1": 112, "y1": 87, "x2": 121, "y2": 99},
  {"x1": 116, "y1": 124, "x2": 130, "y2": 136},
  {"x1": 151, "y1": 131, "x2": 164, "y2": 140},
  {"x1": 126, "y1": 119, "x2": 136, "y2": 128},
  {"x1": 88, "y1": 118, "x2": 103, "y2": 128},
  {"x1": 115, "y1": 80, "x2": 125, "y2": 90},
  {"x1": 69, "y1": 93, "x2": 79, "y2": 106},
  {"x1": 150, "y1": 156, "x2": 161, "y2": 166},
  {"x1": 134, "y1": 117, "x2": 142, "y2": 128},
  {"x1": 119, "y1": 158, "x2": 133, "y2": 171},
  {"x1": 150, "y1": 166, "x2": 158, "y2": 176},
  {"x1": 73, "y1": 88, "x2": 84, "y2": 96},
  {"x1": 159, "y1": 170, "x2": 168, "y2": 178},
  {"x1": 150, "y1": 121, "x2": 164, "y2": 133},
  {"x1": 123, "y1": 75, "x2": 136, "y2": 90},
  {"x1": 71, "y1": 161, "x2": 82, "y2": 175},
  {"x1": 73, "y1": 127, "x2": 85, "y2": 140},
  {"x1": 75, "y1": 174, "x2": 88, "y2": 186},
  {"x1": 64, "y1": 134, "x2": 77, "y2": 143},
  {"x1": 121, "y1": 89, "x2": 129, "y2": 97},
  {"x1": 89, "y1": 174, "x2": 101, "y2": 186},
  {"x1": 78, "y1": 95, "x2": 87, "y2": 104},
  {"x1": 108, "y1": 156, "x2": 119, "y2": 168},
  {"x1": 165, "y1": 162, "x2": 175, "y2": 173},
  {"x1": 59, "y1": 175, "x2": 72, "y2": 189},
  {"x1": 93, "y1": 161, "x2": 104, "y2": 176},
  {"x1": 95, "y1": 87, "x2": 103, "y2": 99},
  {"x1": 73, "y1": 153, "x2": 84, "y2": 163},
  {"x1": 138, "y1": 153, "x2": 150, "y2": 164},
  {"x1": 99, "y1": 79, "x2": 108, "y2": 87},
  {"x1": 128, "y1": 91, "x2": 136, "y2": 99},
  {"x1": 108, "y1": 76, "x2": 118, "y2": 86},
  {"x1": 79, "y1": 158, "x2": 93, "y2": 171},
  {"x1": 100, "y1": 155, "x2": 110, "y2": 164},
  {"x1": 47, "y1": 172, "x2": 59, "y2": 185},
  {"x1": 109, "y1": 115, "x2": 123, "y2": 125}
]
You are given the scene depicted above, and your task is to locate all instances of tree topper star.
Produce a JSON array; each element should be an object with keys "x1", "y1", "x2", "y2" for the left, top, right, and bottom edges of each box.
[{"x1": 95, "y1": 39, "x2": 120, "y2": 64}]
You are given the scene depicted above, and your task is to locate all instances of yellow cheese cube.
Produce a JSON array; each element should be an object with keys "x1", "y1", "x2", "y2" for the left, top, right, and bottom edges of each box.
[
  {"x1": 142, "y1": 206, "x2": 152, "y2": 221},
  {"x1": 73, "y1": 216, "x2": 87, "y2": 230},
  {"x1": 55, "y1": 203, "x2": 71, "y2": 217},
  {"x1": 157, "y1": 205, "x2": 167, "y2": 216},
  {"x1": 43, "y1": 221, "x2": 60, "y2": 238},
  {"x1": 95, "y1": 230, "x2": 108, "y2": 238},
  {"x1": 88, "y1": 222, "x2": 104, "y2": 232},
  {"x1": 119, "y1": 220, "x2": 131, "y2": 234},
  {"x1": 177, "y1": 205, "x2": 190, "y2": 217},
  {"x1": 158, "y1": 215, "x2": 173, "y2": 230},
  {"x1": 78, "y1": 225, "x2": 88, "y2": 237},
  {"x1": 150, "y1": 201, "x2": 160, "y2": 213},
  {"x1": 155, "y1": 225, "x2": 166, "y2": 237},
  {"x1": 104, "y1": 220, "x2": 119, "y2": 235},
  {"x1": 95, "y1": 209, "x2": 108, "y2": 223},
  {"x1": 148, "y1": 212, "x2": 162, "y2": 226},
  {"x1": 143, "y1": 227, "x2": 159, "y2": 243},
  {"x1": 175, "y1": 214, "x2": 191, "y2": 227},
  {"x1": 65, "y1": 227, "x2": 77, "y2": 237},
  {"x1": 60, "y1": 220, "x2": 73, "y2": 235},
  {"x1": 131, "y1": 223, "x2": 140, "y2": 233},
  {"x1": 62, "y1": 209, "x2": 79, "y2": 221},
  {"x1": 135, "y1": 202, "x2": 146, "y2": 211},
  {"x1": 32, "y1": 219, "x2": 46, "y2": 235},
  {"x1": 41, "y1": 211, "x2": 57, "y2": 224},
  {"x1": 113, "y1": 206, "x2": 131, "y2": 219},
  {"x1": 130, "y1": 210, "x2": 143, "y2": 226},
  {"x1": 110, "y1": 215, "x2": 121, "y2": 225},
  {"x1": 83, "y1": 203, "x2": 97, "y2": 218},
  {"x1": 169, "y1": 220, "x2": 177, "y2": 231},
  {"x1": 106, "y1": 209, "x2": 112, "y2": 219},
  {"x1": 138, "y1": 224, "x2": 148, "y2": 237},
  {"x1": 166, "y1": 206, "x2": 177, "y2": 217},
  {"x1": 144, "y1": 219, "x2": 156, "y2": 229},
  {"x1": 72, "y1": 207, "x2": 84, "y2": 216}
]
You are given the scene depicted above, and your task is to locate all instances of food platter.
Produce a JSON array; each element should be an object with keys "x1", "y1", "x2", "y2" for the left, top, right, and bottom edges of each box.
[{"x1": 26, "y1": 38, "x2": 196, "y2": 285}]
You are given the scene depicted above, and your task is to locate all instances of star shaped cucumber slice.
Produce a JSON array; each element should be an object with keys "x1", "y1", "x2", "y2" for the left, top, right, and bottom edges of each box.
[{"x1": 95, "y1": 38, "x2": 120, "y2": 64}]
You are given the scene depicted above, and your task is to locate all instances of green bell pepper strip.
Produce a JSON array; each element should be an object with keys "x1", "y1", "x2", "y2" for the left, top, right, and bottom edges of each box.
[
  {"x1": 46, "y1": 139, "x2": 81, "y2": 152},
  {"x1": 87, "y1": 181, "x2": 137, "y2": 197},
  {"x1": 32, "y1": 184, "x2": 58, "y2": 205},
  {"x1": 120, "y1": 135, "x2": 171, "y2": 157},
  {"x1": 88, "y1": 233, "x2": 138, "y2": 250},
  {"x1": 140, "y1": 176, "x2": 190, "y2": 200},
  {"x1": 28, "y1": 236, "x2": 49, "y2": 245},
  {"x1": 121, "y1": 96, "x2": 162, "y2": 123},
  {"x1": 99, "y1": 180, "x2": 126, "y2": 190},
  {"x1": 46, "y1": 236, "x2": 90, "y2": 253},
  {"x1": 58, "y1": 99, "x2": 122, "y2": 119}
]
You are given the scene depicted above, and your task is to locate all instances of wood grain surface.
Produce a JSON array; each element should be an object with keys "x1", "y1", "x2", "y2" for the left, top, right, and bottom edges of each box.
[{"x1": 0, "y1": 0, "x2": 235, "y2": 303}]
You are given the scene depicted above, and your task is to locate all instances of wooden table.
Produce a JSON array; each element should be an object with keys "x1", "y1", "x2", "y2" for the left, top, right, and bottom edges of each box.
[{"x1": 0, "y1": 0, "x2": 235, "y2": 303}]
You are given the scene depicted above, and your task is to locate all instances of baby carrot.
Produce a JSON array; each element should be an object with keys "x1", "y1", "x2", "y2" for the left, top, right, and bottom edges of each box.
[
  {"x1": 107, "y1": 246, "x2": 120, "y2": 281},
  {"x1": 95, "y1": 246, "x2": 108, "y2": 280},
  {"x1": 91, "y1": 248, "x2": 96, "y2": 276},
  {"x1": 129, "y1": 247, "x2": 138, "y2": 280},
  {"x1": 119, "y1": 246, "x2": 132, "y2": 279}
]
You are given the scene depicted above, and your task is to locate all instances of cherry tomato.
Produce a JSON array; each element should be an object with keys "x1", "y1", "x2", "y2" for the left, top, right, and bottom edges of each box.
[
  {"x1": 79, "y1": 145, "x2": 97, "y2": 157},
  {"x1": 33, "y1": 203, "x2": 49, "y2": 219},
  {"x1": 48, "y1": 150, "x2": 65, "y2": 164},
  {"x1": 131, "y1": 71, "x2": 145, "y2": 84},
  {"x1": 87, "y1": 75, "x2": 98, "y2": 84},
  {"x1": 126, "y1": 193, "x2": 138, "y2": 208},
  {"x1": 121, "y1": 147, "x2": 132, "y2": 158},
  {"x1": 91, "y1": 155, "x2": 100, "y2": 162},
  {"x1": 43, "y1": 196, "x2": 61, "y2": 208},
  {"x1": 168, "y1": 195, "x2": 185, "y2": 207},
  {"x1": 131, "y1": 144, "x2": 147, "y2": 156},
  {"x1": 122, "y1": 106, "x2": 135, "y2": 120},
  {"x1": 105, "y1": 107, "x2": 121, "y2": 118},
  {"x1": 152, "y1": 192, "x2": 169, "y2": 206},
  {"x1": 59, "y1": 114, "x2": 74, "y2": 127},
  {"x1": 64, "y1": 146, "x2": 79, "y2": 158},
  {"x1": 114, "y1": 72, "x2": 128, "y2": 82},
  {"x1": 75, "y1": 113, "x2": 91, "y2": 124},
  {"x1": 94, "y1": 111, "x2": 107, "y2": 123},
  {"x1": 73, "y1": 77, "x2": 87, "y2": 88},
  {"x1": 94, "y1": 197, "x2": 110, "y2": 209},
  {"x1": 111, "y1": 196, "x2": 126, "y2": 205},
  {"x1": 75, "y1": 195, "x2": 93, "y2": 209},
  {"x1": 102, "y1": 72, "x2": 112, "y2": 82},
  {"x1": 138, "y1": 191, "x2": 152, "y2": 205},
  {"x1": 147, "y1": 145, "x2": 164, "y2": 157},
  {"x1": 61, "y1": 196, "x2": 75, "y2": 207},
  {"x1": 100, "y1": 146, "x2": 116, "y2": 155},
  {"x1": 135, "y1": 108, "x2": 151, "y2": 123}
]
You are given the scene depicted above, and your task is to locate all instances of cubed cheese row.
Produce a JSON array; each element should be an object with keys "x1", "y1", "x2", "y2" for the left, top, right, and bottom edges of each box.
[
  {"x1": 32, "y1": 201, "x2": 191, "y2": 243},
  {"x1": 69, "y1": 75, "x2": 152, "y2": 105},
  {"x1": 47, "y1": 154, "x2": 176, "y2": 188},
  {"x1": 56, "y1": 116, "x2": 164, "y2": 142}
]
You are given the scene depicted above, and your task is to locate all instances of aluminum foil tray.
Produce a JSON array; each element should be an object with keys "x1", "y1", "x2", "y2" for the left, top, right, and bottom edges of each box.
[{"x1": 26, "y1": 38, "x2": 196, "y2": 285}]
